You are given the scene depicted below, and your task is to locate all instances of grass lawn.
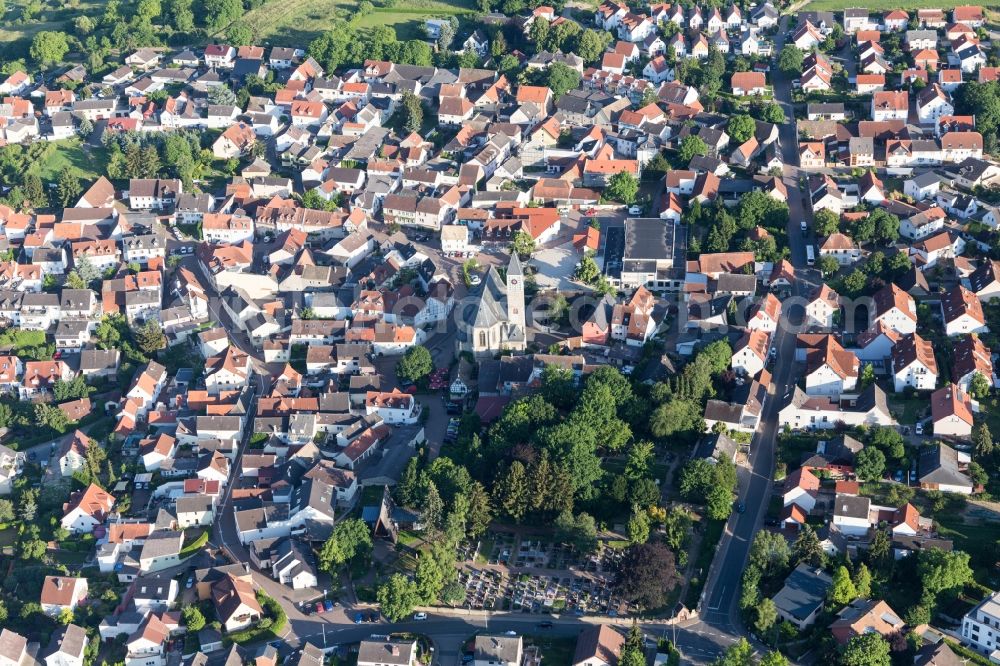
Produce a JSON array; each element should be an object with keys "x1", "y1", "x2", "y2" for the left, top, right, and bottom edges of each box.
[
  {"x1": 27, "y1": 139, "x2": 109, "y2": 184},
  {"x1": 935, "y1": 514, "x2": 1000, "y2": 587},
  {"x1": 888, "y1": 395, "x2": 928, "y2": 425},
  {"x1": 0, "y1": 0, "x2": 105, "y2": 57},
  {"x1": 523, "y1": 635, "x2": 577, "y2": 666},
  {"x1": 685, "y1": 518, "x2": 724, "y2": 608},
  {"x1": 241, "y1": 0, "x2": 475, "y2": 46}
]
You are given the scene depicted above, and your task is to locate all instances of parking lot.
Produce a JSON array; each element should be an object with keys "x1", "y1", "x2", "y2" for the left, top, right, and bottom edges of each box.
[{"x1": 454, "y1": 533, "x2": 629, "y2": 616}]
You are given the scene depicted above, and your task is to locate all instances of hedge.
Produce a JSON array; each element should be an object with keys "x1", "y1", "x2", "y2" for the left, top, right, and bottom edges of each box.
[{"x1": 225, "y1": 591, "x2": 287, "y2": 645}]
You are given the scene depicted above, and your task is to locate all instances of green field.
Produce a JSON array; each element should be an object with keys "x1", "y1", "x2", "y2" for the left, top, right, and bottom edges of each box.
[
  {"x1": 241, "y1": 0, "x2": 475, "y2": 46},
  {"x1": 0, "y1": 0, "x2": 104, "y2": 58},
  {"x1": 27, "y1": 138, "x2": 109, "y2": 183}
]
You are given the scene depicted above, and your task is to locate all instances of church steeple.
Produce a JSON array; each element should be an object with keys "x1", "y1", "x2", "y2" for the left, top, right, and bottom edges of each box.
[{"x1": 506, "y1": 252, "x2": 525, "y2": 332}]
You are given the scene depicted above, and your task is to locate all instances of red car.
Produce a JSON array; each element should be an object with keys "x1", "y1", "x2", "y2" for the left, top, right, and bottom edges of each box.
[{"x1": 402, "y1": 385, "x2": 418, "y2": 394}]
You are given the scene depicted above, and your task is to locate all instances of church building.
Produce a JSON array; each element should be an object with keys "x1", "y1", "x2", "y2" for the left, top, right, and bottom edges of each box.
[{"x1": 456, "y1": 253, "x2": 527, "y2": 356}]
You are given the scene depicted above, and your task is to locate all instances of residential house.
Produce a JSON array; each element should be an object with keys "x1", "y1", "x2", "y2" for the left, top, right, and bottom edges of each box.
[{"x1": 891, "y1": 333, "x2": 938, "y2": 392}]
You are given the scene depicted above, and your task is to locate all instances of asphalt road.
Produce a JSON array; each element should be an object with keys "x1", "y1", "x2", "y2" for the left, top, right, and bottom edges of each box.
[{"x1": 698, "y1": 13, "x2": 817, "y2": 633}]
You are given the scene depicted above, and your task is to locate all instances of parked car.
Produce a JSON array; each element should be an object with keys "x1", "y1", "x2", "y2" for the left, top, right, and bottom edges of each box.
[
  {"x1": 413, "y1": 612, "x2": 427, "y2": 620},
  {"x1": 354, "y1": 613, "x2": 364, "y2": 624},
  {"x1": 317, "y1": 603, "x2": 326, "y2": 614},
  {"x1": 324, "y1": 600, "x2": 334, "y2": 612}
]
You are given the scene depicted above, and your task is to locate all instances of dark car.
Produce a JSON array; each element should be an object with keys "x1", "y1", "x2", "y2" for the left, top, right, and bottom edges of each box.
[
  {"x1": 368, "y1": 612, "x2": 379, "y2": 622},
  {"x1": 736, "y1": 502, "x2": 746, "y2": 514},
  {"x1": 354, "y1": 613, "x2": 364, "y2": 624},
  {"x1": 324, "y1": 600, "x2": 334, "y2": 612},
  {"x1": 536, "y1": 621, "x2": 554, "y2": 629}
]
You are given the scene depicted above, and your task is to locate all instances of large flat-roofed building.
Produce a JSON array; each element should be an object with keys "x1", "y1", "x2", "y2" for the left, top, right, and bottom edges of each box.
[
  {"x1": 618, "y1": 218, "x2": 684, "y2": 290},
  {"x1": 962, "y1": 589, "x2": 1000, "y2": 657}
]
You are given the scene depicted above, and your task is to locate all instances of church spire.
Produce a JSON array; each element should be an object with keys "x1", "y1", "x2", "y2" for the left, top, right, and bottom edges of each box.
[{"x1": 506, "y1": 252, "x2": 525, "y2": 333}]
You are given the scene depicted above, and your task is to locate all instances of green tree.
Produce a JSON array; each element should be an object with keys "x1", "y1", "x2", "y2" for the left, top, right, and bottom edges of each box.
[
  {"x1": 624, "y1": 440, "x2": 654, "y2": 480},
  {"x1": 792, "y1": 524, "x2": 823, "y2": 567},
  {"x1": 400, "y1": 91, "x2": 424, "y2": 133},
  {"x1": 760, "y1": 103, "x2": 785, "y2": 124},
  {"x1": 828, "y1": 565, "x2": 857, "y2": 606},
  {"x1": 396, "y1": 345, "x2": 433, "y2": 383},
  {"x1": 376, "y1": 574, "x2": 419, "y2": 621},
  {"x1": 748, "y1": 530, "x2": 791, "y2": 578},
  {"x1": 494, "y1": 461, "x2": 529, "y2": 522},
  {"x1": 650, "y1": 398, "x2": 703, "y2": 439},
  {"x1": 35, "y1": 403, "x2": 71, "y2": 432},
  {"x1": 421, "y1": 481, "x2": 444, "y2": 532},
  {"x1": 202, "y1": 0, "x2": 242, "y2": 29},
  {"x1": 134, "y1": 319, "x2": 165, "y2": 355},
  {"x1": 227, "y1": 21, "x2": 253, "y2": 46},
  {"x1": 918, "y1": 548, "x2": 973, "y2": 597},
  {"x1": 727, "y1": 115, "x2": 755, "y2": 144},
  {"x1": 53, "y1": 376, "x2": 92, "y2": 402},
  {"x1": 575, "y1": 253, "x2": 601, "y2": 284},
  {"x1": 755, "y1": 597, "x2": 778, "y2": 634},
  {"x1": 712, "y1": 638, "x2": 753, "y2": 666},
  {"x1": 554, "y1": 510, "x2": 598, "y2": 553},
  {"x1": 96, "y1": 313, "x2": 127, "y2": 349},
  {"x1": 627, "y1": 508, "x2": 650, "y2": 544},
  {"x1": 396, "y1": 457, "x2": 421, "y2": 507},
  {"x1": 544, "y1": 63, "x2": 580, "y2": 100},
  {"x1": 30, "y1": 31, "x2": 70, "y2": 65},
  {"x1": 854, "y1": 562, "x2": 872, "y2": 599},
  {"x1": 318, "y1": 518, "x2": 373, "y2": 573},
  {"x1": 620, "y1": 626, "x2": 645, "y2": 666},
  {"x1": 605, "y1": 170, "x2": 639, "y2": 205},
  {"x1": 0, "y1": 498, "x2": 12, "y2": 523},
  {"x1": 868, "y1": 529, "x2": 891, "y2": 567},
  {"x1": 18, "y1": 535, "x2": 46, "y2": 560},
  {"x1": 643, "y1": 152, "x2": 671, "y2": 181},
  {"x1": 678, "y1": 135, "x2": 708, "y2": 163},
  {"x1": 818, "y1": 254, "x2": 840, "y2": 277},
  {"x1": 970, "y1": 372, "x2": 991, "y2": 400},
  {"x1": 466, "y1": 482, "x2": 493, "y2": 537},
  {"x1": 974, "y1": 422, "x2": 994, "y2": 460},
  {"x1": 859, "y1": 363, "x2": 875, "y2": 389},
  {"x1": 871, "y1": 426, "x2": 906, "y2": 461},
  {"x1": 576, "y1": 29, "x2": 610, "y2": 63},
  {"x1": 778, "y1": 46, "x2": 804, "y2": 74},
  {"x1": 511, "y1": 230, "x2": 535, "y2": 258},
  {"x1": 871, "y1": 208, "x2": 900, "y2": 245},
  {"x1": 182, "y1": 606, "x2": 206, "y2": 632},
  {"x1": 854, "y1": 447, "x2": 886, "y2": 481},
  {"x1": 841, "y1": 633, "x2": 890, "y2": 666},
  {"x1": 813, "y1": 208, "x2": 840, "y2": 236},
  {"x1": 759, "y1": 653, "x2": 788, "y2": 666}
]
